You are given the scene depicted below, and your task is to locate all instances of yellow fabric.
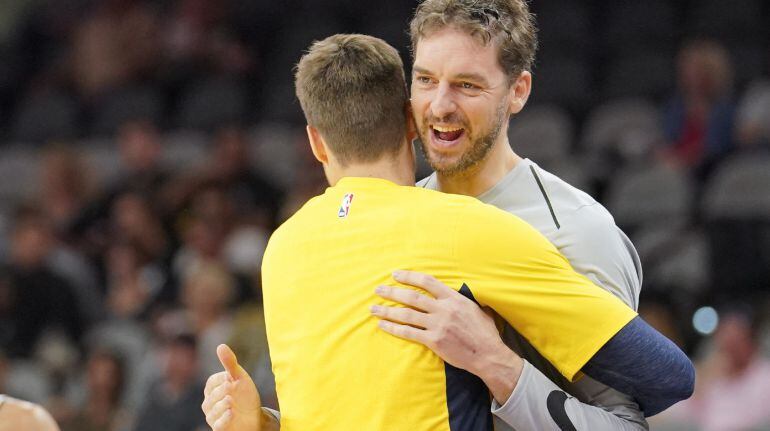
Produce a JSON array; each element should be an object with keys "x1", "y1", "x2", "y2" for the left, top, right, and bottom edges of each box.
[{"x1": 262, "y1": 177, "x2": 637, "y2": 431}]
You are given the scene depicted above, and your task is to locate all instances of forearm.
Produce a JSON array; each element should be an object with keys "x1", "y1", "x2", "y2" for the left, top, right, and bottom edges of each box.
[
  {"x1": 583, "y1": 316, "x2": 695, "y2": 416},
  {"x1": 493, "y1": 361, "x2": 648, "y2": 431}
]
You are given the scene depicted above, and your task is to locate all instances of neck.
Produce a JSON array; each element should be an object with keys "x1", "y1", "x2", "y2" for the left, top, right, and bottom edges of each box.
[
  {"x1": 329, "y1": 145, "x2": 415, "y2": 187},
  {"x1": 436, "y1": 139, "x2": 521, "y2": 197}
]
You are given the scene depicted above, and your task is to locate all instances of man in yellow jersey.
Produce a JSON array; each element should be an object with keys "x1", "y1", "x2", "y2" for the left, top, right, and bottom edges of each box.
[{"x1": 200, "y1": 33, "x2": 679, "y2": 431}]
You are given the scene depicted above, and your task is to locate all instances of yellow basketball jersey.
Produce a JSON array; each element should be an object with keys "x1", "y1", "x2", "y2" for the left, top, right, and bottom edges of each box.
[{"x1": 262, "y1": 177, "x2": 636, "y2": 431}]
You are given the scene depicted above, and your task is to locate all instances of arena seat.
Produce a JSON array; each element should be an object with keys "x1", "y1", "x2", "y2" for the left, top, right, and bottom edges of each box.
[
  {"x1": 702, "y1": 152, "x2": 770, "y2": 300},
  {"x1": 605, "y1": 161, "x2": 693, "y2": 230},
  {"x1": 508, "y1": 104, "x2": 573, "y2": 165}
]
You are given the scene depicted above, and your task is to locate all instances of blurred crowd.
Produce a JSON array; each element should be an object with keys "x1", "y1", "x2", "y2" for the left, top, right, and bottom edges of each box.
[{"x1": 0, "y1": 0, "x2": 769, "y2": 430}]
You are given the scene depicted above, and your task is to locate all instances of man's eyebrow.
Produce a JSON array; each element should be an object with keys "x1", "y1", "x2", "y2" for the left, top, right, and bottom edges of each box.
[
  {"x1": 453, "y1": 73, "x2": 490, "y2": 87},
  {"x1": 412, "y1": 66, "x2": 491, "y2": 87}
]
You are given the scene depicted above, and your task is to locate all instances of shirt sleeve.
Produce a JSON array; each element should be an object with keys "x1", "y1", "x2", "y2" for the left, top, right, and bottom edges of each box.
[
  {"x1": 555, "y1": 203, "x2": 642, "y2": 309},
  {"x1": 453, "y1": 203, "x2": 637, "y2": 381},
  {"x1": 491, "y1": 360, "x2": 649, "y2": 431}
]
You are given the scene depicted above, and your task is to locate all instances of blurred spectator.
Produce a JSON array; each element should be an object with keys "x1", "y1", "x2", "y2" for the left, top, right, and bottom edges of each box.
[
  {"x1": 110, "y1": 192, "x2": 169, "y2": 265},
  {"x1": 70, "y1": 0, "x2": 160, "y2": 100},
  {"x1": 38, "y1": 145, "x2": 94, "y2": 232},
  {"x1": 113, "y1": 119, "x2": 170, "y2": 200},
  {"x1": 735, "y1": 79, "x2": 770, "y2": 148},
  {"x1": 83, "y1": 269, "x2": 153, "y2": 415},
  {"x1": 169, "y1": 184, "x2": 260, "y2": 303},
  {"x1": 227, "y1": 298, "x2": 277, "y2": 409},
  {"x1": 660, "y1": 40, "x2": 736, "y2": 176},
  {"x1": 0, "y1": 349, "x2": 53, "y2": 405},
  {"x1": 98, "y1": 191, "x2": 172, "y2": 311},
  {"x1": 179, "y1": 262, "x2": 235, "y2": 377},
  {"x1": 131, "y1": 333, "x2": 206, "y2": 431},
  {"x1": 104, "y1": 241, "x2": 164, "y2": 320},
  {"x1": 654, "y1": 305, "x2": 770, "y2": 430},
  {"x1": 111, "y1": 120, "x2": 168, "y2": 193},
  {"x1": 162, "y1": 0, "x2": 253, "y2": 75},
  {"x1": 72, "y1": 120, "x2": 171, "y2": 250},
  {"x1": 67, "y1": 121, "x2": 175, "y2": 310},
  {"x1": 171, "y1": 186, "x2": 232, "y2": 279},
  {"x1": 222, "y1": 224, "x2": 269, "y2": 277},
  {"x1": 58, "y1": 348, "x2": 128, "y2": 431},
  {"x1": 35, "y1": 145, "x2": 103, "y2": 323},
  {"x1": 167, "y1": 125, "x2": 284, "y2": 229},
  {"x1": 0, "y1": 207, "x2": 83, "y2": 358},
  {"x1": 278, "y1": 135, "x2": 327, "y2": 222}
]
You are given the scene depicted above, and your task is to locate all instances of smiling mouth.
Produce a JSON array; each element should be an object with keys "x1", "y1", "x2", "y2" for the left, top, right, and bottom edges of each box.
[{"x1": 431, "y1": 125, "x2": 465, "y2": 143}]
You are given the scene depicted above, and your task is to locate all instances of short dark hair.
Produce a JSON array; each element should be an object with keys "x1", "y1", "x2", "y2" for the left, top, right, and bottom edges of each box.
[{"x1": 295, "y1": 34, "x2": 408, "y2": 166}]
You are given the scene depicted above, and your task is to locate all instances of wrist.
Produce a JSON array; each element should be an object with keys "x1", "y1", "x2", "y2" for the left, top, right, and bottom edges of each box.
[{"x1": 476, "y1": 342, "x2": 523, "y2": 405}]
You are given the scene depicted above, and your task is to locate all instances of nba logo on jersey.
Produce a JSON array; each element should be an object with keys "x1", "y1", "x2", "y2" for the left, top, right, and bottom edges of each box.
[{"x1": 338, "y1": 193, "x2": 354, "y2": 218}]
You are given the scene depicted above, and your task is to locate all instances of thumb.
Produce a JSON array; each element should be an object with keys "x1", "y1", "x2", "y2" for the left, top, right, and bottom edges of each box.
[{"x1": 217, "y1": 344, "x2": 246, "y2": 380}]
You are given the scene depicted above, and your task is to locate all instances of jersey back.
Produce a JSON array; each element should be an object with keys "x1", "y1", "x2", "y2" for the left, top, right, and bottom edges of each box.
[{"x1": 262, "y1": 177, "x2": 636, "y2": 431}]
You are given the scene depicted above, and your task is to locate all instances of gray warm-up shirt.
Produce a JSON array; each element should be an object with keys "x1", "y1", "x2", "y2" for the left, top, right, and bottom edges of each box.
[{"x1": 419, "y1": 158, "x2": 648, "y2": 431}]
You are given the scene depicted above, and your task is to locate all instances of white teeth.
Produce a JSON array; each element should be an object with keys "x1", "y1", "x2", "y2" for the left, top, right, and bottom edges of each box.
[{"x1": 432, "y1": 125, "x2": 463, "y2": 133}]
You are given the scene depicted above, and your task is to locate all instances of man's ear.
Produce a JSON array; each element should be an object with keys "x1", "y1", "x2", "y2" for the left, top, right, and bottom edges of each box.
[
  {"x1": 509, "y1": 71, "x2": 532, "y2": 115},
  {"x1": 307, "y1": 125, "x2": 329, "y2": 164}
]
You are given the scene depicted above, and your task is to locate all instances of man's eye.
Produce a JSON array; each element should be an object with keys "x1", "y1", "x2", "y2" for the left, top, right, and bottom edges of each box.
[
  {"x1": 461, "y1": 82, "x2": 477, "y2": 90},
  {"x1": 416, "y1": 76, "x2": 432, "y2": 84}
]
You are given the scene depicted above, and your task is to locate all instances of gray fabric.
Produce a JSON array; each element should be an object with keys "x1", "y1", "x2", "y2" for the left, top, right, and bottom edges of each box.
[
  {"x1": 492, "y1": 361, "x2": 647, "y2": 431},
  {"x1": 419, "y1": 158, "x2": 647, "y2": 430},
  {"x1": 263, "y1": 407, "x2": 280, "y2": 421}
]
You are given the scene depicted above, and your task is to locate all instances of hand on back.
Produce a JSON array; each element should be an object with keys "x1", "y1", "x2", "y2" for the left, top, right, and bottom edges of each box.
[{"x1": 371, "y1": 270, "x2": 510, "y2": 376}]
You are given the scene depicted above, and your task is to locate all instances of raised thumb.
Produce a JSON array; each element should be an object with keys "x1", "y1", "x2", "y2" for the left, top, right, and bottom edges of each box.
[{"x1": 217, "y1": 344, "x2": 246, "y2": 380}]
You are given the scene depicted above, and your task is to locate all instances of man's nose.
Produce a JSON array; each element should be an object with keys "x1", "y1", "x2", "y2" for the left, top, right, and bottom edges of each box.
[{"x1": 430, "y1": 83, "x2": 457, "y2": 120}]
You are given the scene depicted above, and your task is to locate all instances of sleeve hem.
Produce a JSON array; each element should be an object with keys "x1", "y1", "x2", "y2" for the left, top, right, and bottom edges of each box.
[{"x1": 560, "y1": 308, "x2": 638, "y2": 381}]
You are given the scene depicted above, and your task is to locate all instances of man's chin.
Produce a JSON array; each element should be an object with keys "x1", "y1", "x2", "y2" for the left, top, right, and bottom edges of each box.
[
  {"x1": 419, "y1": 139, "x2": 463, "y2": 174},
  {"x1": 426, "y1": 154, "x2": 463, "y2": 175}
]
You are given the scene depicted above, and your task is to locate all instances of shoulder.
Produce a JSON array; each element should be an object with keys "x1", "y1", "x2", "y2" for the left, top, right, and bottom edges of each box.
[
  {"x1": 263, "y1": 194, "x2": 324, "y2": 259},
  {"x1": 526, "y1": 164, "x2": 642, "y2": 306},
  {"x1": 535, "y1": 164, "x2": 624, "y2": 250},
  {"x1": 562, "y1": 201, "x2": 616, "y2": 236},
  {"x1": 529, "y1": 164, "x2": 601, "y2": 214},
  {"x1": 557, "y1": 202, "x2": 642, "y2": 308},
  {"x1": 272, "y1": 193, "x2": 326, "y2": 233},
  {"x1": 454, "y1": 195, "x2": 562, "y2": 260}
]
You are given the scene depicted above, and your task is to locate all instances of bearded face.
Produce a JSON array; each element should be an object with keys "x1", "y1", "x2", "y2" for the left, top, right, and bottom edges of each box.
[{"x1": 410, "y1": 27, "x2": 513, "y2": 178}]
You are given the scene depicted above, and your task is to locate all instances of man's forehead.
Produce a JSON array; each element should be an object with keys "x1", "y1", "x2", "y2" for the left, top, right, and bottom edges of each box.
[{"x1": 412, "y1": 28, "x2": 504, "y2": 76}]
